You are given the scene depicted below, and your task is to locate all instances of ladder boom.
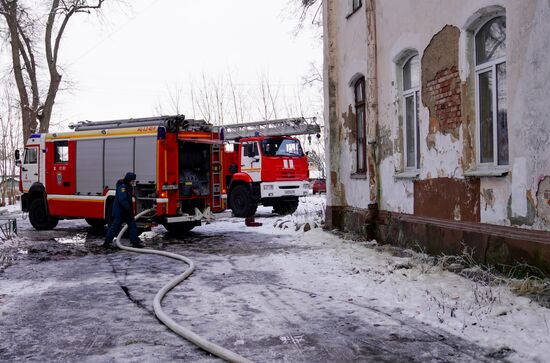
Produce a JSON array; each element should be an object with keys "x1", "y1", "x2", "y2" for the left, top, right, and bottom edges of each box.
[{"x1": 222, "y1": 117, "x2": 320, "y2": 140}]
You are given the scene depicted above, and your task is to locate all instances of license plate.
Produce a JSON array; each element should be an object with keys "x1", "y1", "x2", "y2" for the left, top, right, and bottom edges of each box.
[{"x1": 284, "y1": 190, "x2": 295, "y2": 195}]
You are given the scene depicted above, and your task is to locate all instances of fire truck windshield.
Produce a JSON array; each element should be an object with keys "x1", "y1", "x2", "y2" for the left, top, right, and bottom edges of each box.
[{"x1": 261, "y1": 138, "x2": 304, "y2": 157}]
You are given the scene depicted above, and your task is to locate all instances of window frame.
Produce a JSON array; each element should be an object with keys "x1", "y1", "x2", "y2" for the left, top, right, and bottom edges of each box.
[
  {"x1": 23, "y1": 147, "x2": 38, "y2": 165},
  {"x1": 354, "y1": 77, "x2": 367, "y2": 174},
  {"x1": 54, "y1": 140, "x2": 69, "y2": 164},
  {"x1": 401, "y1": 54, "x2": 421, "y2": 171},
  {"x1": 474, "y1": 15, "x2": 507, "y2": 167},
  {"x1": 346, "y1": 0, "x2": 363, "y2": 19}
]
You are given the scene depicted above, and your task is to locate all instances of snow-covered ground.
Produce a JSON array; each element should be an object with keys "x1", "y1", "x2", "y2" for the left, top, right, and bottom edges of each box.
[{"x1": 1, "y1": 196, "x2": 549, "y2": 362}]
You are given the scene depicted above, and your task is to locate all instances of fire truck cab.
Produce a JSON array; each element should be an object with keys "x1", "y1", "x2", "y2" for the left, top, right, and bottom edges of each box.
[
  {"x1": 224, "y1": 135, "x2": 310, "y2": 217},
  {"x1": 17, "y1": 116, "x2": 225, "y2": 234},
  {"x1": 221, "y1": 117, "x2": 320, "y2": 218}
]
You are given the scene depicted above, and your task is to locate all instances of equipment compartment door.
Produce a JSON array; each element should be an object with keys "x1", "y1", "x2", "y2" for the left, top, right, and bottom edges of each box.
[{"x1": 46, "y1": 140, "x2": 76, "y2": 195}]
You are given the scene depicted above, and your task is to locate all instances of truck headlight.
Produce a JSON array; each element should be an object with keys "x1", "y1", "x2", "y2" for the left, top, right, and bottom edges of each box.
[
  {"x1": 303, "y1": 183, "x2": 310, "y2": 189},
  {"x1": 263, "y1": 185, "x2": 274, "y2": 190}
]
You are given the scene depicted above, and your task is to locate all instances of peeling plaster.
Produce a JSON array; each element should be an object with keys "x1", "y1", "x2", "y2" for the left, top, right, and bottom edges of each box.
[{"x1": 422, "y1": 25, "x2": 462, "y2": 142}]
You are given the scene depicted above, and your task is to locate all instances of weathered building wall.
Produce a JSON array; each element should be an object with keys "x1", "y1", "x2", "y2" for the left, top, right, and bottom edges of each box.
[
  {"x1": 324, "y1": 0, "x2": 371, "y2": 214},
  {"x1": 324, "y1": 0, "x2": 550, "y2": 272}
]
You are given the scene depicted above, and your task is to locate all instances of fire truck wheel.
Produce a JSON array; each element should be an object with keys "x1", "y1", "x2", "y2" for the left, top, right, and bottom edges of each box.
[
  {"x1": 230, "y1": 184, "x2": 258, "y2": 218},
  {"x1": 29, "y1": 199, "x2": 59, "y2": 230},
  {"x1": 85, "y1": 218, "x2": 106, "y2": 228},
  {"x1": 163, "y1": 222, "x2": 196, "y2": 235},
  {"x1": 273, "y1": 198, "x2": 299, "y2": 216}
]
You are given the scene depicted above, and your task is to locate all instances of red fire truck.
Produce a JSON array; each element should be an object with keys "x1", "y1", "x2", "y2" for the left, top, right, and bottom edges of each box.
[
  {"x1": 16, "y1": 116, "x2": 225, "y2": 234},
  {"x1": 221, "y1": 118, "x2": 320, "y2": 217}
]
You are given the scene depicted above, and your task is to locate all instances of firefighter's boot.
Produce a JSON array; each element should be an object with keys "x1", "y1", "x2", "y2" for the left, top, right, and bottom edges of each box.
[{"x1": 131, "y1": 238, "x2": 144, "y2": 248}]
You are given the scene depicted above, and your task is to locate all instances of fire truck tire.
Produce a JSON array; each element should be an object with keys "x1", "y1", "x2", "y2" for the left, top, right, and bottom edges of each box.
[
  {"x1": 230, "y1": 184, "x2": 258, "y2": 217},
  {"x1": 29, "y1": 198, "x2": 59, "y2": 230},
  {"x1": 163, "y1": 222, "x2": 197, "y2": 235},
  {"x1": 85, "y1": 218, "x2": 106, "y2": 228},
  {"x1": 273, "y1": 198, "x2": 299, "y2": 216}
]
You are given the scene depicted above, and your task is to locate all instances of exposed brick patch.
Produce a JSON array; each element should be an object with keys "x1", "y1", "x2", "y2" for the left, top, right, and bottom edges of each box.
[{"x1": 425, "y1": 66, "x2": 462, "y2": 133}]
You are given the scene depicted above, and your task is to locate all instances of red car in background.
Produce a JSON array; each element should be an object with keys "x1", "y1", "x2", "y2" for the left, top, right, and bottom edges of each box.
[{"x1": 311, "y1": 178, "x2": 326, "y2": 194}]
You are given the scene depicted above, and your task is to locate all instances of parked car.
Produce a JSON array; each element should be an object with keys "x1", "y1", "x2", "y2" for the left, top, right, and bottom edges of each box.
[{"x1": 311, "y1": 178, "x2": 326, "y2": 194}]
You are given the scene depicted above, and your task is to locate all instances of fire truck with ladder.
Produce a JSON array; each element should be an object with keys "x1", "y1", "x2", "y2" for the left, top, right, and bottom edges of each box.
[
  {"x1": 222, "y1": 117, "x2": 320, "y2": 217},
  {"x1": 16, "y1": 115, "x2": 321, "y2": 231},
  {"x1": 16, "y1": 115, "x2": 225, "y2": 234}
]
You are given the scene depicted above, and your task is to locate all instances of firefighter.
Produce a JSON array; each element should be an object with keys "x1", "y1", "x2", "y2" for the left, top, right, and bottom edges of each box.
[{"x1": 103, "y1": 172, "x2": 144, "y2": 249}]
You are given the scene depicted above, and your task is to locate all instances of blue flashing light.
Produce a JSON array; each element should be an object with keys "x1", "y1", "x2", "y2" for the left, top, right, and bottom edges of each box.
[
  {"x1": 30, "y1": 133, "x2": 41, "y2": 138},
  {"x1": 157, "y1": 126, "x2": 166, "y2": 140},
  {"x1": 219, "y1": 127, "x2": 225, "y2": 141}
]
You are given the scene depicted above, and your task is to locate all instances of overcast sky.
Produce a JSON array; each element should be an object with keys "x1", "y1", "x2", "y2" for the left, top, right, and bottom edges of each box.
[{"x1": 44, "y1": 0, "x2": 321, "y2": 129}]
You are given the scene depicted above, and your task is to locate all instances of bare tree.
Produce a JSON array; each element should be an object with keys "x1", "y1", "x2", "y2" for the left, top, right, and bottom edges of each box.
[
  {"x1": 0, "y1": 83, "x2": 23, "y2": 205},
  {"x1": 0, "y1": 0, "x2": 107, "y2": 142},
  {"x1": 228, "y1": 72, "x2": 248, "y2": 124},
  {"x1": 256, "y1": 72, "x2": 281, "y2": 121}
]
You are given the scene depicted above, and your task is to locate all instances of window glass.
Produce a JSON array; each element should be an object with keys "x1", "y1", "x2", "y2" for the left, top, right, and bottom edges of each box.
[
  {"x1": 415, "y1": 91, "x2": 421, "y2": 168},
  {"x1": 24, "y1": 148, "x2": 38, "y2": 164},
  {"x1": 405, "y1": 96, "x2": 416, "y2": 168},
  {"x1": 356, "y1": 103, "x2": 366, "y2": 172},
  {"x1": 355, "y1": 79, "x2": 365, "y2": 104},
  {"x1": 476, "y1": 17, "x2": 506, "y2": 65},
  {"x1": 352, "y1": 0, "x2": 362, "y2": 12},
  {"x1": 354, "y1": 77, "x2": 367, "y2": 173},
  {"x1": 496, "y1": 63, "x2": 508, "y2": 165},
  {"x1": 54, "y1": 141, "x2": 69, "y2": 163},
  {"x1": 261, "y1": 138, "x2": 304, "y2": 157},
  {"x1": 478, "y1": 71, "x2": 494, "y2": 163},
  {"x1": 403, "y1": 55, "x2": 420, "y2": 91}
]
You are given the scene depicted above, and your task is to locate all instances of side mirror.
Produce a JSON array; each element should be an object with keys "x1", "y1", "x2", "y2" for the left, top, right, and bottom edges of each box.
[{"x1": 305, "y1": 151, "x2": 310, "y2": 156}]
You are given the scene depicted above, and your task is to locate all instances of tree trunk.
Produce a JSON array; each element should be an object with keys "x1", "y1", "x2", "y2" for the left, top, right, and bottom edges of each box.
[{"x1": 1, "y1": 1, "x2": 37, "y2": 142}]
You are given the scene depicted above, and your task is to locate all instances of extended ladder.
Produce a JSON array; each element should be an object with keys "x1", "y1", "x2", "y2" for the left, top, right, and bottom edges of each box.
[{"x1": 222, "y1": 117, "x2": 321, "y2": 140}]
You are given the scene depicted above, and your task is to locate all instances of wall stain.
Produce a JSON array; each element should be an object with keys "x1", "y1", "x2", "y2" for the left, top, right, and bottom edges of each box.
[
  {"x1": 414, "y1": 177, "x2": 480, "y2": 222},
  {"x1": 508, "y1": 191, "x2": 536, "y2": 226},
  {"x1": 378, "y1": 126, "x2": 393, "y2": 161},
  {"x1": 341, "y1": 104, "x2": 356, "y2": 154},
  {"x1": 481, "y1": 188, "x2": 495, "y2": 210}
]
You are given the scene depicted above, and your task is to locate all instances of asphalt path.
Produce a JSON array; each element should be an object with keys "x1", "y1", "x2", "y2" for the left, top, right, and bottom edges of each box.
[{"x1": 0, "y1": 211, "x2": 511, "y2": 362}]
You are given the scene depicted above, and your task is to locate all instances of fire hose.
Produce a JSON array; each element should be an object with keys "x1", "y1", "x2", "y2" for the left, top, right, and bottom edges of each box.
[{"x1": 114, "y1": 209, "x2": 252, "y2": 363}]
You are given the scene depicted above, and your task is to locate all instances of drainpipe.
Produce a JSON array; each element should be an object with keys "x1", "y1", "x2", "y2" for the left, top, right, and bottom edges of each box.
[{"x1": 365, "y1": 0, "x2": 380, "y2": 224}]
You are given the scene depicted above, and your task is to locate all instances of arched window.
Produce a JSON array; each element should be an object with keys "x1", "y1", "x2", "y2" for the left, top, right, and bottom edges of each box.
[
  {"x1": 354, "y1": 77, "x2": 366, "y2": 173},
  {"x1": 402, "y1": 54, "x2": 420, "y2": 169},
  {"x1": 475, "y1": 16, "x2": 507, "y2": 165}
]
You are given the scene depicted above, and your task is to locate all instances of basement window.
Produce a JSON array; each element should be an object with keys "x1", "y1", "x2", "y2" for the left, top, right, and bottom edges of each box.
[{"x1": 475, "y1": 16, "x2": 508, "y2": 167}]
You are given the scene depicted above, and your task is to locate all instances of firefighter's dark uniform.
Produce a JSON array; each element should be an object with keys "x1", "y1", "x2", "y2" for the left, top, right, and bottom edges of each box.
[{"x1": 103, "y1": 172, "x2": 143, "y2": 248}]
